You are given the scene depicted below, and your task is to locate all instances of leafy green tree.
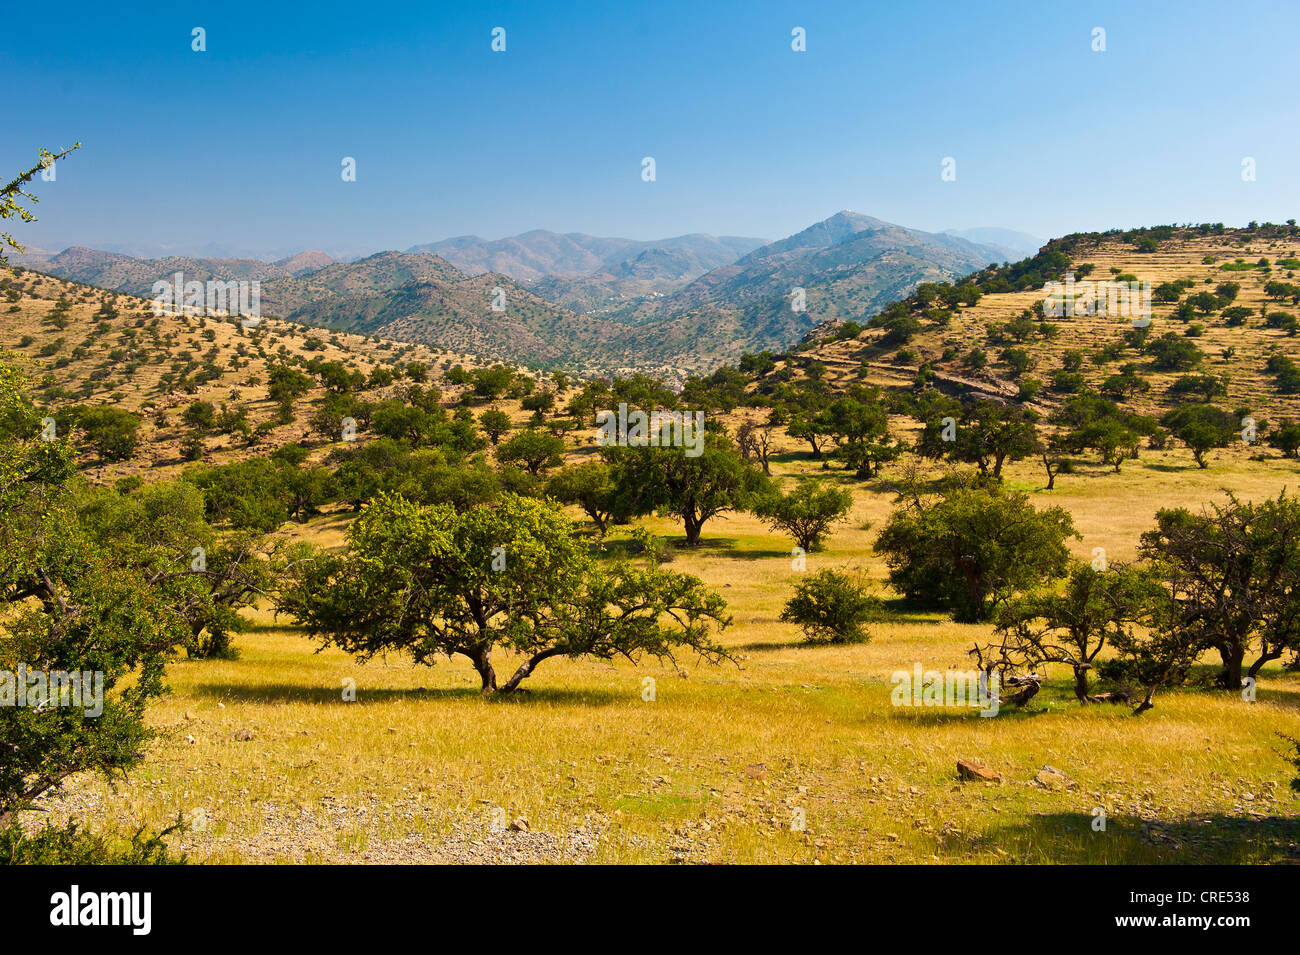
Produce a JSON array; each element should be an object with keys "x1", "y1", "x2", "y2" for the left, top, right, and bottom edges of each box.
[
  {"x1": 1146, "y1": 332, "x2": 1203, "y2": 371},
  {"x1": 1166, "y1": 374, "x2": 1226, "y2": 403},
  {"x1": 780, "y1": 570, "x2": 880, "y2": 644},
  {"x1": 471, "y1": 364, "x2": 515, "y2": 400},
  {"x1": 64, "y1": 405, "x2": 140, "y2": 464},
  {"x1": 0, "y1": 353, "x2": 182, "y2": 829},
  {"x1": 1053, "y1": 395, "x2": 1156, "y2": 472},
  {"x1": 185, "y1": 457, "x2": 289, "y2": 532},
  {"x1": 78, "y1": 481, "x2": 272, "y2": 659},
  {"x1": 1138, "y1": 492, "x2": 1300, "y2": 689},
  {"x1": 521, "y1": 389, "x2": 556, "y2": 419},
  {"x1": 1268, "y1": 419, "x2": 1300, "y2": 457},
  {"x1": 1160, "y1": 403, "x2": 1239, "y2": 468},
  {"x1": 754, "y1": 480, "x2": 852, "y2": 552},
  {"x1": 874, "y1": 480, "x2": 1077, "y2": 622},
  {"x1": 565, "y1": 379, "x2": 614, "y2": 425},
  {"x1": 478, "y1": 407, "x2": 512, "y2": 445},
  {"x1": 495, "y1": 428, "x2": 565, "y2": 475},
  {"x1": 824, "y1": 393, "x2": 898, "y2": 478},
  {"x1": 182, "y1": 400, "x2": 217, "y2": 434},
  {"x1": 917, "y1": 399, "x2": 1038, "y2": 479},
  {"x1": 278, "y1": 493, "x2": 732, "y2": 694},
  {"x1": 786, "y1": 401, "x2": 833, "y2": 458},
  {"x1": 546, "y1": 460, "x2": 630, "y2": 534},
  {"x1": 992, "y1": 562, "x2": 1164, "y2": 702},
  {"x1": 608, "y1": 433, "x2": 767, "y2": 545},
  {"x1": 999, "y1": 347, "x2": 1035, "y2": 378}
]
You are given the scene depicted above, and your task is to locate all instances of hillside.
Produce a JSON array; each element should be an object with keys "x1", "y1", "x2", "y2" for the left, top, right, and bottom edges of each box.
[
  {"x1": 604, "y1": 213, "x2": 1009, "y2": 358},
  {"x1": 23, "y1": 247, "x2": 302, "y2": 294},
  {"x1": 0, "y1": 267, "x2": 516, "y2": 477},
  {"x1": 9, "y1": 224, "x2": 1300, "y2": 869},
  {"x1": 257, "y1": 251, "x2": 618, "y2": 370},
  {"x1": 773, "y1": 223, "x2": 1300, "y2": 426}
]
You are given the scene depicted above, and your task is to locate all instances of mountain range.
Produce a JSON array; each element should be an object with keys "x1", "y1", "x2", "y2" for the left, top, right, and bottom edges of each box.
[{"x1": 15, "y1": 213, "x2": 1027, "y2": 375}]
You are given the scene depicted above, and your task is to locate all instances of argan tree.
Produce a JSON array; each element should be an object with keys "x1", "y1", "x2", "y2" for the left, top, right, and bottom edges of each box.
[
  {"x1": 1160, "y1": 403, "x2": 1240, "y2": 468},
  {"x1": 607, "y1": 433, "x2": 767, "y2": 545},
  {"x1": 874, "y1": 478, "x2": 1077, "y2": 622},
  {"x1": 754, "y1": 479, "x2": 852, "y2": 552},
  {"x1": 991, "y1": 561, "x2": 1164, "y2": 703},
  {"x1": 278, "y1": 493, "x2": 732, "y2": 693},
  {"x1": 0, "y1": 355, "x2": 182, "y2": 829},
  {"x1": 917, "y1": 399, "x2": 1038, "y2": 480},
  {"x1": 780, "y1": 569, "x2": 880, "y2": 644},
  {"x1": 546, "y1": 459, "x2": 630, "y2": 534},
  {"x1": 1138, "y1": 492, "x2": 1300, "y2": 689}
]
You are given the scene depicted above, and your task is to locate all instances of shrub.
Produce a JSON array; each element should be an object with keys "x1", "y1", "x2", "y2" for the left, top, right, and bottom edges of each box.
[{"x1": 780, "y1": 570, "x2": 880, "y2": 644}]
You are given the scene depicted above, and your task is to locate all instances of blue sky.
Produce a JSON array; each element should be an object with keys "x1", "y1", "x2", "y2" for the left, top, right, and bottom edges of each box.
[{"x1": 5, "y1": 0, "x2": 1297, "y2": 258}]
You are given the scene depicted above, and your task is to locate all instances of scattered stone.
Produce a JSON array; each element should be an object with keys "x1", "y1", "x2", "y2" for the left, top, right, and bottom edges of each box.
[
  {"x1": 508, "y1": 817, "x2": 530, "y2": 833},
  {"x1": 1032, "y1": 766, "x2": 1077, "y2": 791},
  {"x1": 957, "y1": 759, "x2": 1002, "y2": 783}
]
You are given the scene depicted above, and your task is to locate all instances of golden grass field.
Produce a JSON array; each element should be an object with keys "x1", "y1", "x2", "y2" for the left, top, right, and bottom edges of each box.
[{"x1": 33, "y1": 440, "x2": 1300, "y2": 864}]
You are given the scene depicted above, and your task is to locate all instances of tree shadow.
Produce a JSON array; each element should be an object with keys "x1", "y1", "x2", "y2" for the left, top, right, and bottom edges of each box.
[
  {"x1": 185, "y1": 681, "x2": 632, "y2": 707},
  {"x1": 961, "y1": 811, "x2": 1300, "y2": 864},
  {"x1": 732, "y1": 638, "x2": 810, "y2": 653}
]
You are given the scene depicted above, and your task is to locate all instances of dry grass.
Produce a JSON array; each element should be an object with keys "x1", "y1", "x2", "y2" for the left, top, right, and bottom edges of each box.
[{"x1": 32, "y1": 443, "x2": 1300, "y2": 864}]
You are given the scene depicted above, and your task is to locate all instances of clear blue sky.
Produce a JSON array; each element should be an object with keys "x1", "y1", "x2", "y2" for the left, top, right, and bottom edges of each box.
[{"x1": 5, "y1": 0, "x2": 1297, "y2": 258}]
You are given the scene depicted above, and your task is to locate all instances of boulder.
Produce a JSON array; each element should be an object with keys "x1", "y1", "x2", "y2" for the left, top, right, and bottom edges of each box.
[{"x1": 957, "y1": 758, "x2": 1002, "y2": 783}]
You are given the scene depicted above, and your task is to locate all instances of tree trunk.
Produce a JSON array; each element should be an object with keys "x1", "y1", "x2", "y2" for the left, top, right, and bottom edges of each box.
[
  {"x1": 1073, "y1": 666, "x2": 1091, "y2": 703},
  {"x1": 1217, "y1": 644, "x2": 1245, "y2": 690},
  {"x1": 1246, "y1": 648, "x2": 1279, "y2": 681},
  {"x1": 683, "y1": 513, "x2": 703, "y2": 546},
  {"x1": 471, "y1": 649, "x2": 497, "y2": 693}
]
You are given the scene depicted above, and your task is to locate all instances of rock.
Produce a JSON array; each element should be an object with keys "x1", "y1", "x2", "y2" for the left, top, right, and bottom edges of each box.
[
  {"x1": 509, "y1": 817, "x2": 530, "y2": 832},
  {"x1": 233, "y1": 728, "x2": 257, "y2": 741},
  {"x1": 957, "y1": 759, "x2": 1002, "y2": 783},
  {"x1": 185, "y1": 734, "x2": 196, "y2": 745},
  {"x1": 1032, "y1": 765, "x2": 1077, "y2": 790}
]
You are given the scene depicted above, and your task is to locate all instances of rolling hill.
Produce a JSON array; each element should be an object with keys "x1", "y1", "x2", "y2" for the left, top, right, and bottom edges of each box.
[
  {"x1": 0, "y1": 266, "x2": 501, "y2": 477},
  {"x1": 757, "y1": 222, "x2": 1300, "y2": 429}
]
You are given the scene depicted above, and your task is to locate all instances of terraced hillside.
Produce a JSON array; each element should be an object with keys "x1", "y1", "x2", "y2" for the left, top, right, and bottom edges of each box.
[{"x1": 789, "y1": 224, "x2": 1300, "y2": 424}]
